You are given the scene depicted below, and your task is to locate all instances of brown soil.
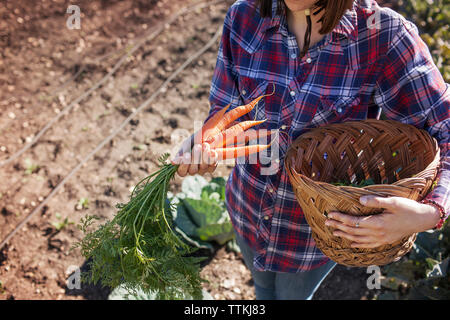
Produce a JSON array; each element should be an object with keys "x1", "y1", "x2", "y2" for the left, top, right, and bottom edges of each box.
[{"x1": 0, "y1": 0, "x2": 390, "y2": 300}]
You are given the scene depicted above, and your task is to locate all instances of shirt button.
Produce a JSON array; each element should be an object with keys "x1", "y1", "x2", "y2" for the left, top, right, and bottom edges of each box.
[
  {"x1": 290, "y1": 53, "x2": 297, "y2": 59},
  {"x1": 242, "y1": 89, "x2": 247, "y2": 95},
  {"x1": 290, "y1": 90, "x2": 296, "y2": 97},
  {"x1": 337, "y1": 107, "x2": 343, "y2": 113},
  {"x1": 268, "y1": 188, "x2": 274, "y2": 193},
  {"x1": 306, "y1": 57, "x2": 312, "y2": 63},
  {"x1": 264, "y1": 215, "x2": 270, "y2": 221}
]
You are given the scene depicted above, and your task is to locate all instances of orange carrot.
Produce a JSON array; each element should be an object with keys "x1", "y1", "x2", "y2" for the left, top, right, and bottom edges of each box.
[
  {"x1": 206, "y1": 119, "x2": 267, "y2": 148},
  {"x1": 202, "y1": 86, "x2": 275, "y2": 142},
  {"x1": 193, "y1": 103, "x2": 231, "y2": 144},
  {"x1": 217, "y1": 95, "x2": 267, "y2": 130},
  {"x1": 232, "y1": 128, "x2": 276, "y2": 147},
  {"x1": 213, "y1": 143, "x2": 272, "y2": 160}
]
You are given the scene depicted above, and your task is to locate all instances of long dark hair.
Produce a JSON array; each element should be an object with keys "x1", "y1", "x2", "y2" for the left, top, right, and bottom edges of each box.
[{"x1": 256, "y1": 0, "x2": 354, "y2": 56}]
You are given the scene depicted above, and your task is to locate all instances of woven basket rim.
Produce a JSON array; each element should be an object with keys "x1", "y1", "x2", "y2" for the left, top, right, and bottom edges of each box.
[
  {"x1": 285, "y1": 119, "x2": 440, "y2": 266},
  {"x1": 286, "y1": 119, "x2": 440, "y2": 193}
]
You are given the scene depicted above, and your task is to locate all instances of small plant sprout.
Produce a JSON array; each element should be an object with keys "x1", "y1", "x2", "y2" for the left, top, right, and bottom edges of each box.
[
  {"x1": 133, "y1": 144, "x2": 146, "y2": 151},
  {"x1": 76, "y1": 198, "x2": 89, "y2": 210},
  {"x1": 51, "y1": 213, "x2": 74, "y2": 231},
  {"x1": 24, "y1": 158, "x2": 39, "y2": 175}
]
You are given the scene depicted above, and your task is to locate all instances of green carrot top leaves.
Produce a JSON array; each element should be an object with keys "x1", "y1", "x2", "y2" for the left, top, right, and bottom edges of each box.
[
  {"x1": 74, "y1": 154, "x2": 204, "y2": 300},
  {"x1": 330, "y1": 178, "x2": 376, "y2": 188}
]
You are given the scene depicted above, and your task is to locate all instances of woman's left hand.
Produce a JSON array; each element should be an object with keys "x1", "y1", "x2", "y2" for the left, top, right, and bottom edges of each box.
[{"x1": 325, "y1": 196, "x2": 442, "y2": 248}]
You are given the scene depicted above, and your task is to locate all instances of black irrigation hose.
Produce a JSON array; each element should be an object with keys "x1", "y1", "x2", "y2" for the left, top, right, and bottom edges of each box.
[
  {"x1": 0, "y1": 0, "x2": 225, "y2": 168},
  {"x1": 0, "y1": 22, "x2": 223, "y2": 251}
]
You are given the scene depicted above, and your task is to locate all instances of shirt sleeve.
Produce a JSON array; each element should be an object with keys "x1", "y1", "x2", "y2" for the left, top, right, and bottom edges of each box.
[
  {"x1": 374, "y1": 19, "x2": 450, "y2": 221},
  {"x1": 205, "y1": 6, "x2": 244, "y2": 124}
]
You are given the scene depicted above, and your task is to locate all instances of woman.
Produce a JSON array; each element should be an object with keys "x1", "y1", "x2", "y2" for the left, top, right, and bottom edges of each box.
[{"x1": 172, "y1": 0, "x2": 449, "y2": 300}]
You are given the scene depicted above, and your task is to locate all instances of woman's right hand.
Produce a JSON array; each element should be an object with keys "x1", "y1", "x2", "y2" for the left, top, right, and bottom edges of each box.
[{"x1": 171, "y1": 135, "x2": 218, "y2": 177}]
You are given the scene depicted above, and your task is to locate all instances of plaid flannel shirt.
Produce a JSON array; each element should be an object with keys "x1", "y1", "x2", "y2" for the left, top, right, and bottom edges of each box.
[{"x1": 206, "y1": 0, "x2": 450, "y2": 272}]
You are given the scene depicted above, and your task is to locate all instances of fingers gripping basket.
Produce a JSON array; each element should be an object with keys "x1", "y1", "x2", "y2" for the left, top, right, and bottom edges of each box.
[{"x1": 285, "y1": 120, "x2": 440, "y2": 267}]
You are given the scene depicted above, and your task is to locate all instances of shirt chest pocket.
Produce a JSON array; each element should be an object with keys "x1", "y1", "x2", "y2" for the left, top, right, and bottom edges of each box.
[
  {"x1": 237, "y1": 75, "x2": 270, "y2": 122},
  {"x1": 310, "y1": 95, "x2": 361, "y2": 127}
]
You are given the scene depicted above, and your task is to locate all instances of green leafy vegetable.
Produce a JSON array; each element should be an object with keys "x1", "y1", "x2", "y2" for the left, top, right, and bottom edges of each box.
[
  {"x1": 196, "y1": 223, "x2": 234, "y2": 245},
  {"x1": 169, "y1": 176, "x2": 234, "y2": 247},
  {"x1": 182, "y1": 198, "x2": 225, "y2": 228},
  {"x1": 74, "y1": 154, "x2": 204, "y2": 300},
  {"x1": 380, "y1": 222, "x2": 450, "y2": 300},
  {"x1": 330, "y1": 178, "x2": 375, "y2": 188}
]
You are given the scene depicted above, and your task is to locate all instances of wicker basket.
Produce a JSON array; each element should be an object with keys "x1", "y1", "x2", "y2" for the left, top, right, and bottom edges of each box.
[{"x1": 285, "y1": 119, "x2": 440, "y2": 267}]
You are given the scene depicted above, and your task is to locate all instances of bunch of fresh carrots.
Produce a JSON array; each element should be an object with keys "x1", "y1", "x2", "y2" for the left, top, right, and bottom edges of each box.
[
  {"x1": 192, "y1": 91, "x2": 275, "y2": 159},
  {"x1": 75, "y1": 91, "x2": 274, "y2": 300}
]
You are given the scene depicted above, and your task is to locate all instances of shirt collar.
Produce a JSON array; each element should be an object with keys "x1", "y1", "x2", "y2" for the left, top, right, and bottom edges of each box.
[
  {"x1": 260, "y1": 0, "x2": 358, "y2": 41},
  {"x1": 332, "y1": 1, "x2": 358, "y2": 41},
  {"x1": 259, "y1": 0, "x2": 283, "y2": 33}
]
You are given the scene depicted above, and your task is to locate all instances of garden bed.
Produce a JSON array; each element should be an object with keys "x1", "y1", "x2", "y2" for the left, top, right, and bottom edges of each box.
[{"x1": 0, "y1": 0, "x2": 446, "y2": 300}]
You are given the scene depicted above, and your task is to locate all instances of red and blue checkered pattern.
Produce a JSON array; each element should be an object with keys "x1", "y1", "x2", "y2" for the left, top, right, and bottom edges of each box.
[{"x1": 206, "y1": 0, "x2": 449, "y2": 272}]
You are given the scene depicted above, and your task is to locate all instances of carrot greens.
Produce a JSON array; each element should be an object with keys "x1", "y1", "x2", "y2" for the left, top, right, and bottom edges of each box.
[{"x1": 75, "y1": 154, "x2": 203, "y2": 300}]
